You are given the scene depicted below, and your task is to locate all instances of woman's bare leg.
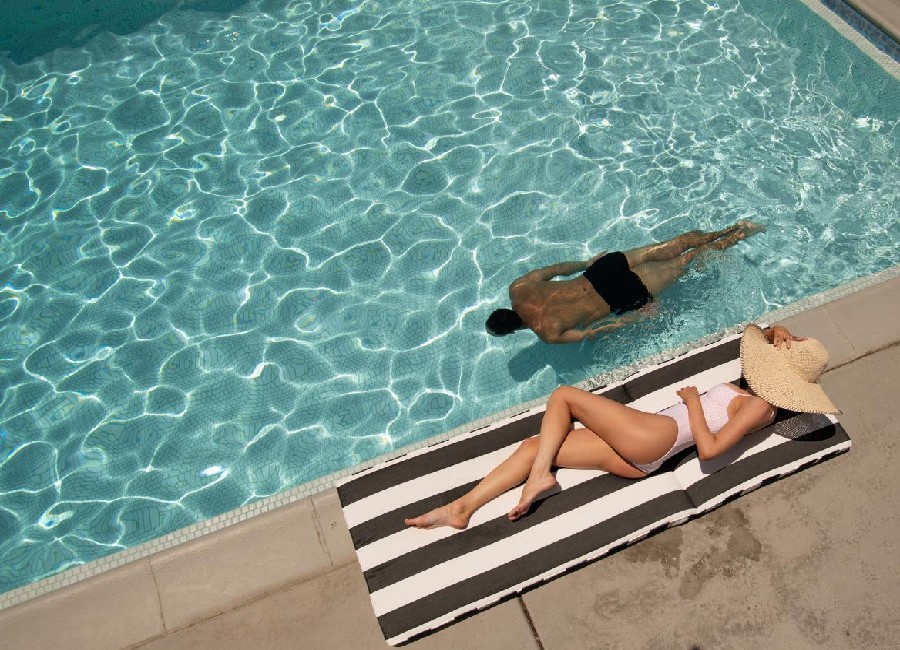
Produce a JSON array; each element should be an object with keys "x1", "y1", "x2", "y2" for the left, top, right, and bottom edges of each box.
[
  {"x1": 404, "y1": 436, "x2": 540, "y2": 530},
  {"x1": 508, "y1": 386, "x2": 677, "y2": 520},
  {"x1": 404, "y1": 426, "x2": 646, "y2": 530}
]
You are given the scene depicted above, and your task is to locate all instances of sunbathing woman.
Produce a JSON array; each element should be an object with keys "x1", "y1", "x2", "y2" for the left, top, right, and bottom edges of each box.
[{"x1": 405, "y1": 324, "x2": 840, "y2": 530}]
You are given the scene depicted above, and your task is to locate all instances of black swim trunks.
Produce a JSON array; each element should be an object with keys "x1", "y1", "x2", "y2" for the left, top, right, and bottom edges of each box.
[{"x1": 583, "y1": 251, "x2": 653, "y2": 315}]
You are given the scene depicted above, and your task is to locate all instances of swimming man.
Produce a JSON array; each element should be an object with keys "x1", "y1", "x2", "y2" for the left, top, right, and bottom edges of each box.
[{"x1": 486, "y1": 220, "x2": 764, "y2": 343}]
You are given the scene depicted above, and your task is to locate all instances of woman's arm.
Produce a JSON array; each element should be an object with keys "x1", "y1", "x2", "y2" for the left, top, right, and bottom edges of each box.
[{"x1": 676, "y1": 387, "x2": 774, "y2": 461}]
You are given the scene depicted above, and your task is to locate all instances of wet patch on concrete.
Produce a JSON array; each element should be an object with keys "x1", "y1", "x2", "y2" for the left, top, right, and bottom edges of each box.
[
  {"x1": 622, "y1": 527, "x2": 684, "y2": 578},
  {"x1": 679, "y1": 508, "x2": 762, "y2": 599}
]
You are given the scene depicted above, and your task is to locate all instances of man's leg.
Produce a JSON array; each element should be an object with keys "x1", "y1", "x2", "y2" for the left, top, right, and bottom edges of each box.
[
  {"x1": 630, "y1": 221, "x2": 764, "y2": 296},
  {"x1": 622, "y1": 221, "x2": 759, "y2": 267}
]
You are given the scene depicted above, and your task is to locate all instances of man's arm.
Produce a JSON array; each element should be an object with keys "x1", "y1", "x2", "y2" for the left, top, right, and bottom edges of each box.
[
  {"x1": 539, "y1": 314, "x2": 637, "y2": 344},
  {"x1": 510, "y1": 260, "x2": 589, "y2": 288}
]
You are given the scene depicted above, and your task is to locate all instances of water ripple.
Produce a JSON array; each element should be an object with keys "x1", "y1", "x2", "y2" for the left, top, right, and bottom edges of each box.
[{"x1": 0, "y1": 0, "x2": 898, "y2": 594}]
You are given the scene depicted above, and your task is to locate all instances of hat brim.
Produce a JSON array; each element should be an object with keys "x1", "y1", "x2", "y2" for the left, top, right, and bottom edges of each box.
[{"x1": 740, "y1": 324, "x2": 840, "y2": 414}]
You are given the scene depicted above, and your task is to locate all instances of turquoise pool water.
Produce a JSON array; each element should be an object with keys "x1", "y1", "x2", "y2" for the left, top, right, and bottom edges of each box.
[{"x1": 0, "y1": 0, "x2": 897, "y2": 594}]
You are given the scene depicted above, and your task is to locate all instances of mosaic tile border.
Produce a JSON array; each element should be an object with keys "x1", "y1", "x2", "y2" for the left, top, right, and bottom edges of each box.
[
  {"x1": 801, "y1": 0, "x2": 900, "y2": 76},
  {"x1": 1, "y1": 0, "x2": 898, "y2": 613},
  {"x1": 826, "y1": 0, "x2": 900, "y2": 60},
  {"x1": 3, "y1": 262, "x2": 897, "y2": 613}
]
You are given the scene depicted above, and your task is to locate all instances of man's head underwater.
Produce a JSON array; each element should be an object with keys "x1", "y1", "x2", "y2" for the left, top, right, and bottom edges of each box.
[{"x1": 486, "y1": 309, "x2": 524, "y2": 336}]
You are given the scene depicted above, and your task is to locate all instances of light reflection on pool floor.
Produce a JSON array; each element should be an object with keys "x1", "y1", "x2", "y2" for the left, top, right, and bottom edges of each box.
[{"x1": 0, "y1": 0, "x2": 897, "y2": 593}]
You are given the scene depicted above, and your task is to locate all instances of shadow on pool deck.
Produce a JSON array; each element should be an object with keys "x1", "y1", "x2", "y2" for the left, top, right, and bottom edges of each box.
[{"x1": 1, "y1": 271, "x2": 897, "y2": 649}]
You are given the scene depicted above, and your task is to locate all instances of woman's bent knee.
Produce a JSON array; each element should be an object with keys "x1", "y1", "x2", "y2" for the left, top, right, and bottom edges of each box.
[
  {"x1": 549, "y1": 385, "x2": 581, "y2": 404},
  {"x1": 514, "y1": 436, "x2": 539, "y2": 461}
]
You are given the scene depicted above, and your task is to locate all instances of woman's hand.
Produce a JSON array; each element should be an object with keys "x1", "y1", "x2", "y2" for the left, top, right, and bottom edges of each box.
[
  {"x1": 768, "y1": 325, "x2": 807, "y2": 350},
  {"x1": 677, "y1": 386, "x2": 700, "y2": 403}
]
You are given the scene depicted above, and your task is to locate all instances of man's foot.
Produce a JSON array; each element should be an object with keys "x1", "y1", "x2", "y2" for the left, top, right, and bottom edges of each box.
[
  {"x1": 734, "y1": 219, "x2": 766, "y2": 239},
  {"x1": 508, "y1": 475, "x2": 561, "y2": 521},
  {"x1": 706, "y1": 220, "x2": 766, "y2": 251},
  {"x1": 405, "y1": 501, "x2": 470, "y2": 530}
]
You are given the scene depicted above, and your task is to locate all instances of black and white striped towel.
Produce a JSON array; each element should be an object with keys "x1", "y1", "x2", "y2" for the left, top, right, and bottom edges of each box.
[{"x1": 337, "y1": 331, "x2": 851, "y2": 645}]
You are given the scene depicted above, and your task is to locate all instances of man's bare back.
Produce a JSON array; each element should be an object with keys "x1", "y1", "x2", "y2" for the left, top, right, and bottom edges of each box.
[
  {"x1": 485, "y1": 221, "x2": 764, "y2": 344},
  {"x1": 509, "y1": 265, "x2": 612, "y2": 343}
]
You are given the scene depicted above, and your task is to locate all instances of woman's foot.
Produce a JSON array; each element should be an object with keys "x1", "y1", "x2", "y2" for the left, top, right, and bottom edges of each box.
[
  {"x1": 405, "y1": 501, "x2": 471, "y2": 530},
  {"x1": 508, "y1": 475, "x2": 560, "y2": 521}
]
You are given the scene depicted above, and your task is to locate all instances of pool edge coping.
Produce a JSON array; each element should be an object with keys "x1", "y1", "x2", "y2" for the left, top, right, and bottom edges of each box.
[
  {"x1": 802, "y1": 0, "x2": 900, "y2": 77},
  {"x1": 3, "y1": 263, "x2": 898, "y2": 613}
]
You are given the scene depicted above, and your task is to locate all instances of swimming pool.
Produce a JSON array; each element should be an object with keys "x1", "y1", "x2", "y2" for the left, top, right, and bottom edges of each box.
[{"x1": 0, "y1": 0, "x2": 897, "y2": 596}]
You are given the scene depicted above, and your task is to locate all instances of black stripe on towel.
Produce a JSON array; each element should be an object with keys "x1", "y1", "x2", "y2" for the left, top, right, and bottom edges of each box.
[
  {"x1": 364, "y1": 414, "x2": 846, "y2": 592},
  {"x1": 623, "y1": 337, "x2": 741, "y2": 400},
  {"x1": 349, "y1": 481, "x2": 477, "y2": 549},
  {"x1": 338, "y1": 384, "x2": 629, "y2": 507},
  {"x1": 363, "y1": 472, "x2": 641, "y2": 591},
  {"x1": 374, "y1": 414, "x2": 848, "y2": 642},
  {"x1": 685, "y1": 417, "x2": 849, "y2": 508},
  {"x1": 338, "y1": 413, "x2": 542, "y2": 507},
  {"x1": 377, "y1": 491, "x2": 694, "y2": 642},
  {"x1": 669, "y1": 411, "x2": 841, "y2": 473}
]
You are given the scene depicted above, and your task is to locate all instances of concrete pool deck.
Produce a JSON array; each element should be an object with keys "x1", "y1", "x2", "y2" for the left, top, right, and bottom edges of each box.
[
  {"x1": 1, "y1": 270, "x2": 898, "y2": 648},
  {"x1": 849, "y1": 0, "x2": 900, "y2": 42}
]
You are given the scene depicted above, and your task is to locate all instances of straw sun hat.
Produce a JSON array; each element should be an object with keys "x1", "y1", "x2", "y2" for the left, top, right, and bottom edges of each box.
[{"x1": 740, "y1": 324, "x2": 840, "y2": 414}]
